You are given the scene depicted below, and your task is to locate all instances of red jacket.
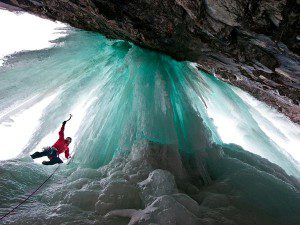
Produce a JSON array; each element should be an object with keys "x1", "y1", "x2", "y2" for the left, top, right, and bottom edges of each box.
[{"x1": 52, "y1": 123, "x2": 70, "y2": 158}]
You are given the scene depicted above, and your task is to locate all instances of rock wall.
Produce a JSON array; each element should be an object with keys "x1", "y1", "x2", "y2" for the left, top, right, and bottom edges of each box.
[{"x1": 1, "y1": 0, "x2": 300, "y2": 123}]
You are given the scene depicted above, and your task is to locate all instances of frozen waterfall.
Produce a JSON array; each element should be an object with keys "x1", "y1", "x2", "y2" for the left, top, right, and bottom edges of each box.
[{"x1": 0, "y1": 9, "x2": 299, "y2": 225}]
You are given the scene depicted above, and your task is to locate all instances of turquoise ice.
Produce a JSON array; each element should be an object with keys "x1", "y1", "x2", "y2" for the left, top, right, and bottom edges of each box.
[
  {"x1": 0, "y1": 30, "x2": 298, "y2": 175},
  {"x1": 0, "y1": 29, "x2": 299, "y2": 225}
]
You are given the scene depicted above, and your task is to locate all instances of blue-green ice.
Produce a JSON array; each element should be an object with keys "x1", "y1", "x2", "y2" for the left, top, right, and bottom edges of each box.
[{"x1": 0, "y1": 14, "x2": 299, "y2": 225}]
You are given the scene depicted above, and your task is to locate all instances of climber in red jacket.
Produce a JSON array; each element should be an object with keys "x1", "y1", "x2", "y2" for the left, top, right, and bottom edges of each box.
[{"x1": 31, "y1": 114, "x2": 72, "y2": 165}]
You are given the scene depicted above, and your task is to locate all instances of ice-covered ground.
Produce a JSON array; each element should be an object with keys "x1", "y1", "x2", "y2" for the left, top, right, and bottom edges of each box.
[{"x1": 0, "y1": 9, "x2": 299, "y2": 225}]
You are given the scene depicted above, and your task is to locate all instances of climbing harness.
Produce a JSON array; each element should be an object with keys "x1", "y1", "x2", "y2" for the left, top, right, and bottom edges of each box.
[
  {"x1": 0, "y1": 153, "x2": 76, "y2": 221},
  {"x1": 0, "y1": 165, "x2": 60, "y2": 221},
  {"x1": 0, "y1": 114, "x2": 74, "y2": 221}
]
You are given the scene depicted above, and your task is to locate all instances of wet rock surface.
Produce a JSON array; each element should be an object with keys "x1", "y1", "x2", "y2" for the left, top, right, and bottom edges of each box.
[{"x1": 2, "y1": 0, "x2": 299, "y2": 123}]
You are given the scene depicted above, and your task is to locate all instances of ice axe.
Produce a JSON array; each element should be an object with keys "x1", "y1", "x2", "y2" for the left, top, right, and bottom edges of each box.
[
  {"x1": 64, "y1": 114, "x2": 72, "y2": 123},
  {"x1": 64, "y1": 114, "x2": 73, "y2": 163}
]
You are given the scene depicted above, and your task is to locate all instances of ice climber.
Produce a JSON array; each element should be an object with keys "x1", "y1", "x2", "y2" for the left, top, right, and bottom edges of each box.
[{"x1": 30, "y1": 114, "x2": 72, "y2": 165}]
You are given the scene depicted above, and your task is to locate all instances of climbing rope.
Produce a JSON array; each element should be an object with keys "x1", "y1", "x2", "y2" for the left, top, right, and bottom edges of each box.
[
  {"x1": 1, "y1": 114, "x2": 74, "y2": 221},
  {"x1": 0, "y1": 164, "x2": 61, "y2": 221}
]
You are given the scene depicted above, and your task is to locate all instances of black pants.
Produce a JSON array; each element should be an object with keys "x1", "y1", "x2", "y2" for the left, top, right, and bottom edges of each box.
[{"x1": 31, "y1": 147, "x2": 63, "y2": 165}]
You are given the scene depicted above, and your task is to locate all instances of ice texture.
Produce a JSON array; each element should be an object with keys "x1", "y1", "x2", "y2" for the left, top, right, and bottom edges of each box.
[
  {"x1": 1, "y1": 141, "x2": 299, "y2": 225},
  {"x1": 0, "y1": 20, "x2": 299, "y2": 225}
]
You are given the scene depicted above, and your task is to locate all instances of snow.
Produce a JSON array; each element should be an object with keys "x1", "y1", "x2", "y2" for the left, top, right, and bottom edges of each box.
[{"x1": 0, "y1": 9, "x2": 67, "y2": 66}]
